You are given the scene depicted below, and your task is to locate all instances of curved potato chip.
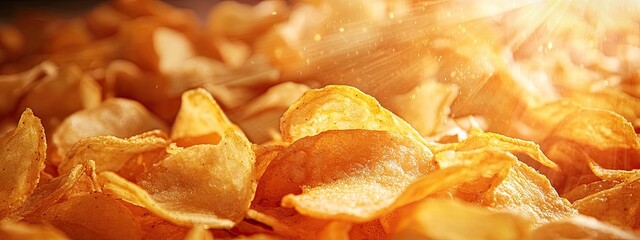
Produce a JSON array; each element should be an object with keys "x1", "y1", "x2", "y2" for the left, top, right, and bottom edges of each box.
[
  {"x1": 171, "y1": 88, "x2": 235, "y2": 146},
  {"x1": 280, "y1": 85, "x2": 428, "y2": 148},
  {"x1": 481, "y1": 161, "x2": 576, "y2": 226},
  {"x1": 433, "y1": 129, "x2": 558, "y2": 169},
  {"x1": 32, "y1": 192, "x2": 142, "y2": 240},
  {"x1": 102, "y1": 129, "x2": 255, "y2": 229},
  {"x1": 7, "y1": 161, "x2": 100, "y2": 222},
  {"x1": 386, "y1": 80, "x2": 459, "y2": 137},
  {"x1": 52, "y1": 98, "x2": 168, "y2": 157},
  {"x1": 58, "y1": 130, "x2": 169, "y2": 179},
  {"x1": 231, "y1": 82, "x2": 310, "y2": 143},
  {"x1": 17, "y1": 64, "x2": 102, "y2": 132},
  {"x1": 391, "y1": 149, "x2": 516, "y2": 208},
  {"x1": 0, "y1": 109, "x2": 46, "y2": 219},
  {"x1": 0, "y1": 222, "x2": 69, "y2": 240},
  {"x1": 256, "y1": 129, "x2": 437, "y2": 222},
  {"x1": 572, "y1": 174, "x2": 640, "y2": 230},
  {"x1": 531, "y1": 215, "x2": 640, "y2": 240},
  {"x1": 0, "y1": 61, "x2": 57, "y2": 117},
  {"x1": 392, "y1": 199, "x2": 531, "y2": 240}
]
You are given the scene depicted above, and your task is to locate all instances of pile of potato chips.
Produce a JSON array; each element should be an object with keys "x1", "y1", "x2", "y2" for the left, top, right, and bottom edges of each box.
[{"x1": 1, "y1": 0, "x2": 640, "y2": 239}]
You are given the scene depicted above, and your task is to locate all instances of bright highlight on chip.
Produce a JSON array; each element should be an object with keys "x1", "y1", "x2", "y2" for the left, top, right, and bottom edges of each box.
[{"x1": 1, "y1": 0, "x2": 640, "y2": 239}]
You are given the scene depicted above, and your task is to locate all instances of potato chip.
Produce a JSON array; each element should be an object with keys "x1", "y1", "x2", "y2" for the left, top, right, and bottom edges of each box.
[
  {"x1": 256, "y1": 129, "x2": 436, "y2": 222},
  {"x1": 572, "y1": 174, "x2": 640, "y2": 230},
  {"x1": 171, "y1": 88, "x2": 236, "y2": 146},
  {"x1": 57, "y1": 130, "x2": 169, "y2": 179},
  {"x1": 0, "y1": 61, "x2": 56, "y2": 117},
  {"x1": 30, "y1": 192, "x2": 142, "y2": 240},
  {"x1": 480, "y1": 161, "x2": 576, "y2": 226},
  {"x1": 123, "y1": 202, "x2": 190, "y2": 240},
  {"x1": 386, "y1": 80, "x2": 459, "y2": 137},
  {"x1": 531, "y1": 215, "x2": 640, "y2": 240},
  {"x1": 392, "y1": 198, "x2": 531, "y2": 240},
  {"x1": 0, "y1": 222, "x2": 69, "y2": 240},
  {"x1": 432, "y1": 129, "x2": 558, "y2": 169},
  {"x1": 564, "y1": 89, "x2": 640, "y2": 128},
  {"x1": 0, "y1": 109, "x2": 46, "y2": 219},
  {"x1": 6, "y1": 161, "x2": 100, "y2": 222},
  {"x1": 101, "y1": 128, "x2": 255, "y2": 229},
  {"x1": 41, "y1": 19, "x2": 94, "y2": 53},
  {"x1": 231, "y1": 82, "x2": 310, "y2": 143},
  {"x1": 280, "y1": 85, "x2": 428, "y2": 148},
  {"x1": 206, "y1": 1, "x2": 289, "y2": 40},
  {"x1": 84, "y1": 4, "x2": 131, "y2": 38},
  {"x1": 52, "y1": 98, "x2": 168, "y2": 157},
  {"x1": 17, "y1": 64, "x2": 101, "y2": 132},
  {"x1": 253, "y1": 144, "x2": 286, "y2": 181},
  {"x1": 391, "y1": 149, "x2": 515, "y2": 208}
]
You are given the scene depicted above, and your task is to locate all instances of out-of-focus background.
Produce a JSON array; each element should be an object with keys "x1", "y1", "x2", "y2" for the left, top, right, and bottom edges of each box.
[{"x1": 0, "y1": 0, "x2": 258, "y2": 22}]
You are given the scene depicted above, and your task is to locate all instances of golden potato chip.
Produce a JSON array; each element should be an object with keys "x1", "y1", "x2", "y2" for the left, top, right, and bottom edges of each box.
[
  {"x1": 564, "y1": 88, "x2": 640, "y2": 128},
  {"x1": 0, "y1": 109, "x2": 46, "y2": 219},
  {"x1": 231, "y1": 82, "x2": 310, "y2": 143},
  {"x1": 52, "y1": 98, "x2": 168, "y2": 157},
  {"x1": 171, "y1": 88, "x2": 235, "y2": 146},
  {"x1": 391, "y1": 149, "x2": 515, "y2": 208},
  {"x1": 386, "y1": 80, "x2": 459, "y2": 137},
  {"x1": 544, "y1": 108, "x2": 639, "y2": 170},
  {"x1": 184, "y1": 225, "x2": 214, "y2": 240},
  {"x1": 17, "y1": 64, "x2": 101, "y2": 131},
  {"x1": 171, "y1": 88, "x2": 237, "y2": 147},
  {"x1": 0, "y1": 222, "x2": 69, "y2": 240},
  {"x1": 392, "y1": 198, "x2": 531, "y2": 240},
  {"x1": 256, "y1": 129, "x2": 436, "y2": 222},
  {"x1": 480, "y1": 161, "x2": 576, "y2": 225},
  {"x1": 58, "y1": 130, "x2": 169, "y2": 179},
  {"x1": 572, "y1": 174, "x2": 640, "y2": 230},
  {"x1": 123, "y1": 202, "x2": 190, "y2": 240},
  {"x1": 7, "y1": 161, "x2": 100, "y2": 222},
  {"x1": 0, "y1": 61, "x2": 56, "y2": 117},
  {"x1": 433, "y1": 129, "x2": 558, "y2": 169},
  {"x1": 30, "y1": 192, "x2": 142, "y2": 240},
  {"x1": 280, "y1": 85, "x2": 428, "y2": 147},
  {"x1": 41, "y1": 19, "x2": 94, "y2": 53},
  {"x1": 206, "y1": 1, "x2": 288, "y2": 40},
  {"x1": 562, "y1": 178, "x2": 625, "y2": 203},
  {"x1": 253, "y1": 144, "x2": 286, "y2": 181},
  {"x1": 531, "y1": 215, "x2": 640, "y2": 240},
  {"x1": 101, "y1": 128, "x2": 255, "y2": 229}
]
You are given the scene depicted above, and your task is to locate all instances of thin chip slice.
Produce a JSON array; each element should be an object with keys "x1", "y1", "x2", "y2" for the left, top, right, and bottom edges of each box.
[
  {"x1": 572, "y1": 174, "x2": 640, "y2": 230},
  {"x1": 390, "y1": 149, "x2": 516, "y2": 208},
  {"x1": 531, "y1": 215, "x2": 640, "y2": 240},
  {"x1": 171, "y1": 88, "x2": 235, "y2": 146},
  {"x1": 52, "y1": 98, "x2": 168, "y2": 157},
  {"x1": 32, "y1": 192, "x2": 142, "y2": 240},
  {"x1": 280, "y1": 85, "x2": 428, "y2": 147},
  {"x1": 7, "y1": 161, "x2": 100, "y2": 222},
  {"x1": 386, "y1": 80, "x2": 459, "y2": 137},
  {"x1": 433, "y1": 129, "x2": 558, "y2": 169},
  {"x1": 392, "y1": 199, "x2": 531, "y2": 240},
  {"x1": 257, "y1": 129, "x2": 437, "y2": 222},
  {"x1": 480, "y1": 161, "x2": 576, "y2": 226},
  {"x1": 58, "y1": 130, "x2": 169, "y2": 179},
  {"x1": 101, "y1": 129, "x2": 255, "y2": 229},
  {"x1": 0, "y1": 222, "x2": 69, "y2": 240},
  {"x1": 0, "y1": 109, "x2": 46, "y2": 219}
]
